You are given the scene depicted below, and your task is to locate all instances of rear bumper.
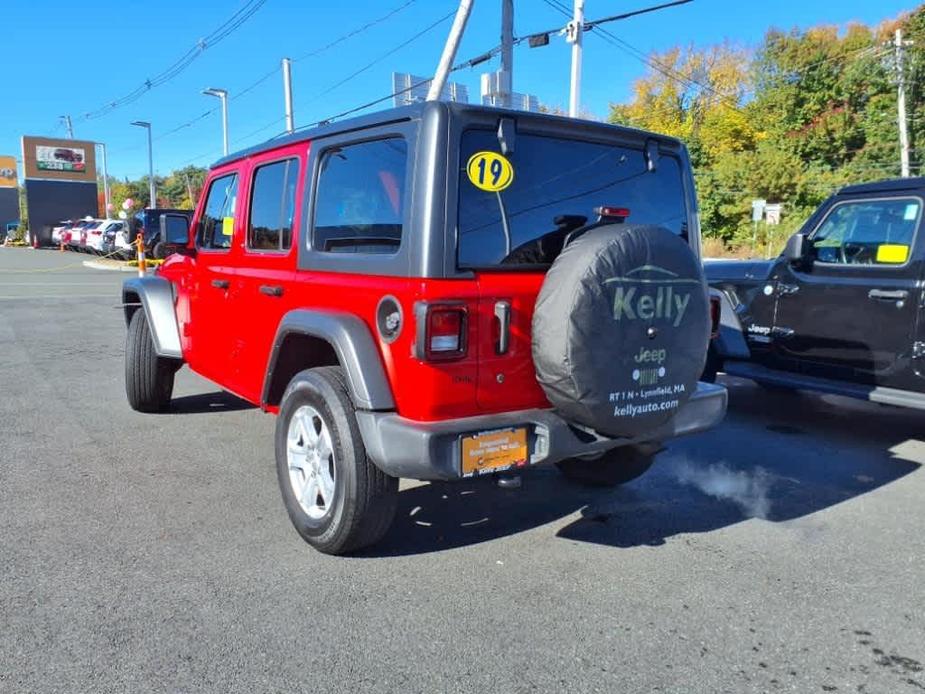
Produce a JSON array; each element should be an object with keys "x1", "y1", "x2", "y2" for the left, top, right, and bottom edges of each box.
[{"x1": 356, "y1": 381, "x2": 727, "y2": 481}]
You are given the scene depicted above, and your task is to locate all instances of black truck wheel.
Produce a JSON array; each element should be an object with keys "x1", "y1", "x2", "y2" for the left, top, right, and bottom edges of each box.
[
  {"x1": 533, "y1": 225, "x2": 710, "y2": 438},
  {"x1": 556, "y1": 443, "x2": 660, "y2": 487},
  {"x1": 275, "y1": 367, "x2": 398, "y2": 555},
  {"x1": 125, "y1": 310, "x2": 177, "y2": 413}
]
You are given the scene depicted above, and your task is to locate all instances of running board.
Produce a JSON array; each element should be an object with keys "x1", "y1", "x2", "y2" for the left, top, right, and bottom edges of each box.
[{"x1": 723, "y1": 361, "x2": 925, "y2": 411}]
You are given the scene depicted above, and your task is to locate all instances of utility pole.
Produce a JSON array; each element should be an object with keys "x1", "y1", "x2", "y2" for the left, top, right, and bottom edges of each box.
[
  {"x1": 499, "y1": 0, "x2": 514, "y2": 108},
  {"x1": 60, "y1": 115, "x2": 74, "y2": 139},
  {"x1": 184, "y1": 172, "x2": 194, "y2": 207},
  {"x1": 567, "y1": 0, "x2": 585, "y2": 118},
  {"x1": 427, "y1": 0, "x2": 474, "y2": 101},
  {"x1": 895, "y1": 29, "x2": 912, "y2": 178},
  {"x1": 282, "y1": 58, "x2": 295, "y2": 134}
]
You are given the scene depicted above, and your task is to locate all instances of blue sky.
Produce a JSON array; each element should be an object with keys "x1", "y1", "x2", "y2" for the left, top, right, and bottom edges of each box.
[{"x1": 0, "y1": 0, "x2": 918, "y2": 181}]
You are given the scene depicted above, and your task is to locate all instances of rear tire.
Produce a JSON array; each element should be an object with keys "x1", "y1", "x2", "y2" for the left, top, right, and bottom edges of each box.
[
  {"x1": 275, "y1": 366, "x2": 398, "y2": 555},
  {"x1": 125, "y1": 310, "x2": 177, "y2": 413},
  {"x1": 556, "y1": 443, "x2": 660, "y2": 487}
]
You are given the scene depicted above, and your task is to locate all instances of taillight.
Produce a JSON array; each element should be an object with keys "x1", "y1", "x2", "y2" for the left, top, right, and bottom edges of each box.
[
  {"x1": 709, "y1": 295, "x2": 721, "y2": 339},
  {"x1": 415, "y1": 303, "x2": 468, "y2": 361}
]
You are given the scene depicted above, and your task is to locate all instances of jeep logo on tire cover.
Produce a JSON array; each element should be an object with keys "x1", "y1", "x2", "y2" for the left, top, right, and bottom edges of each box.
[{"x1": 605, "y1": 265, "x2": 699, "y2": 328}]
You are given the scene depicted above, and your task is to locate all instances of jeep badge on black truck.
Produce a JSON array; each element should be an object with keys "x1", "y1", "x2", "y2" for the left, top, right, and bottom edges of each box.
[{"x1": 122, "y1": 102, "x2": 727, "y2": 555}]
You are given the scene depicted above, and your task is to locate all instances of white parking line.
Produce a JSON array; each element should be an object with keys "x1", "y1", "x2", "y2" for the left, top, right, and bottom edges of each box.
[
  {"x1": 0, "y1": 282, "x2": 119, "y2": 286},
  {"x1": 0, "y1": 294, "x2": 118, "y2": 301}
]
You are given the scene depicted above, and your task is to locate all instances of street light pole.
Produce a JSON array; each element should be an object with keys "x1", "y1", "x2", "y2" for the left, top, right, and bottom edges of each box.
[
  {"x1": 567, "y1": 0, "x2": 585, "y2": 118},
  {"x1": 203, "y1": 87, "x2": 229, "y2": 156},
  {"x1": 131, "y1": 121, "x2": 155, "y2": 207},
  {"x1": 98, "y1": 142, "x2": 111, "y2": 218}
]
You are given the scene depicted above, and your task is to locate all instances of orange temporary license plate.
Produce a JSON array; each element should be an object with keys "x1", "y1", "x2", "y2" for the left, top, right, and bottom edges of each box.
[{"x1": 460, "y1": 427, "x2": 528, "y2": 477}]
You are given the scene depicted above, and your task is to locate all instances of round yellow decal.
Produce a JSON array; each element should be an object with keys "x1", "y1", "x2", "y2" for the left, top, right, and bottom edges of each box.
[{"x1": 466, "y1": 151, "x2": 514, "y2": 192}]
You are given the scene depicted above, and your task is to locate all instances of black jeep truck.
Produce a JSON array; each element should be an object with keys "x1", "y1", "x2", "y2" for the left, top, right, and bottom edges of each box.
[{"x1": 706, "y1": 177, "x2": 925, "y2": 409}]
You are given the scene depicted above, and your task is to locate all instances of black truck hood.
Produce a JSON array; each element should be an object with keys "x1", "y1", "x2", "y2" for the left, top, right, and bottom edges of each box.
[{"x1": 703, "y1": 259, "x2": 777, "y2": 283}]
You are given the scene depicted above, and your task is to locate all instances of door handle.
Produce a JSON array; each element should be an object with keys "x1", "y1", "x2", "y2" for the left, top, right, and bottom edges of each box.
[
  {"x1": 778, "y1": 283, "x2": 800, "y2": 296},
  {"x1": 259, "y1": 284, "x2": 284, "y2": 297},
  {"x1": 211, "y1": 279, "x2": 230, "y2": 289},
  {"x1": 494, "y1": 300, "x2": 511, "y2": 355},
  {"x1": 868, "y1": 289, "x2": 908, "y2": 301}
]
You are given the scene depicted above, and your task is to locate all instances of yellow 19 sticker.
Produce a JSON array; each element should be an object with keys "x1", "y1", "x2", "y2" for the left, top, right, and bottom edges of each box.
[{"x1": 466, "y1": 151, "x2": 514, "y2": 192}]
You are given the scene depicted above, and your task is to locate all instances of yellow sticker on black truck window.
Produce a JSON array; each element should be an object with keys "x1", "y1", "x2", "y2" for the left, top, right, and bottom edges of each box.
[
  {"x1": 466, "y1": 151, "x2": 514, "y2": 192},
  {"x1": 876, "y1": 244, "x2": 909, "y2": 264}
]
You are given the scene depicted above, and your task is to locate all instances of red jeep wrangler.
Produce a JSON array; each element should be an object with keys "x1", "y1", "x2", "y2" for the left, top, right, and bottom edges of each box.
[{"x1": 122, "y1": 102, "x2": 726, "y2": 554}]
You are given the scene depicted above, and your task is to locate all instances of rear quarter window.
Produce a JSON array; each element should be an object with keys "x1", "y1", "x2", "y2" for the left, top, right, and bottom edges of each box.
[
  {"x1": 457, "y1": 130, "x2": 688, "y2": 268},
  {"x1": 312, "y1": 138, "x2": 406, "y2": 254}
]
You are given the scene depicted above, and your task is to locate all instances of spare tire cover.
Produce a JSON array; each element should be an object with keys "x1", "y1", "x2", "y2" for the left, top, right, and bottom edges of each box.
[{"x1": 532, "y1": 224, "x2": 709, "y2": 439}]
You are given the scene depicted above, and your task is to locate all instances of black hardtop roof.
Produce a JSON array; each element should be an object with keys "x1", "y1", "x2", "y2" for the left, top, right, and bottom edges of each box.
[
  {"x1": 211, "y1": 101, "x2": 685, "y2": 169},
  {"x1": 838, "y1": 177, "x2": 925, "y2": 195}
]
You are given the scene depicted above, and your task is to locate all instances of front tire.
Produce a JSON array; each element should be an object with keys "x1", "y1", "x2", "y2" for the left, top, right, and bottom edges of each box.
[
  {"x1": 275, "y1": 367, "x2": 398, "y2": 555},
  {"x1": 556, "y1": 443, "x2": 660, "y2": 487},
  {"x1": 125, "y1": 310, "x2": 177, "y2": 413}
]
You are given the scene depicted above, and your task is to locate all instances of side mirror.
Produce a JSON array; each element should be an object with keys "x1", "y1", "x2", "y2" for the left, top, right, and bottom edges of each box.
[
  {"x1": 784, "y1": 232, "x2": 810, "y2": 267},
  {"x1": 160, "y1": 213, "x2": 191, "y2": 247}
]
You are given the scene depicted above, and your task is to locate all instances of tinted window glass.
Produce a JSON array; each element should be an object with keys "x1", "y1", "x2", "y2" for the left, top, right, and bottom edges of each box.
[
  {"x1": 811, "y1": 198, "x2": 921, "y2": 265},
  {"x1": 198, "y1": 173, "x2": 238, "y2": 250},
  {"x1": 457, "y1": 130, "x2": 688, "y2": 268},
  {"x1": 313, "y1": 138, "x2": 406, "y2": 254},
  {"x1": 248, "y1": 158, "x2": 299, "y2": 251}
]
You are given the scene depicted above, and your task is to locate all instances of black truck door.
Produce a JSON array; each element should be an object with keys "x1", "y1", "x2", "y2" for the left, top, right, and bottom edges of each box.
[{"x1": 772, "y1": 195, "x2": 923, "y2": 389}]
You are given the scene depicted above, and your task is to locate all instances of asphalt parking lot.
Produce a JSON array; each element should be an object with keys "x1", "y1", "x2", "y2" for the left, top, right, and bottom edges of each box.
[{"x1": 1, "y1": 248, "x2": 923, "y2": 693}]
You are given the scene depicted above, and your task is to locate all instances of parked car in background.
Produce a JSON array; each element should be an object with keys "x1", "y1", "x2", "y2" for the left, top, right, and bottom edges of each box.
[
  {"x1": 132, "y1": 208, "x2": 192, "y2": 257},
  {"x1": 706, "y1": 177, "x2": 925, "y2": 411},
  {"x1": 51, "y1": 220, "x2": 75, "y2": 245},
  {"x1": 65, "y1": 218, "x2": 97, "y2": 250},
  {"x1": 84, "y1": 220, "x2": 110, "y2": 253},
  {"x1": 87, "y1": 220, "x2": 129, "y2": 254},
  {"x1": 100, "y1": 221, "x2": 132, "y2": 256}
]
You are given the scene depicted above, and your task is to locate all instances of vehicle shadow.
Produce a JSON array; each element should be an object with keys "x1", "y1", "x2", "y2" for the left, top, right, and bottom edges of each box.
[
  {"x1": 168, "y1": 391, "x2": 256, "y2": 414},
  {"x1": 359, "y1": 377, "x2": 922, "y2": 557}
]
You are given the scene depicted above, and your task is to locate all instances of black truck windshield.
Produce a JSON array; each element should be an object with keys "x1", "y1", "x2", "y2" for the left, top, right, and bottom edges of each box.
[{"x1": 457, "y1": 129, "x2": 688, "y2": 269}]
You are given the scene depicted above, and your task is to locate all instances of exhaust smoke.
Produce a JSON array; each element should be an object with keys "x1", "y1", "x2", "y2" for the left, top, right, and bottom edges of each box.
[{"x1": 672, "y1": 460, "x2": 772, "y2": 520}]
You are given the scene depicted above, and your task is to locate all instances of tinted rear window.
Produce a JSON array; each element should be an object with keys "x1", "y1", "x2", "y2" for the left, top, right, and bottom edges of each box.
[{"x1": 457, "y1": 130, "x2": 688, "y2": 268}]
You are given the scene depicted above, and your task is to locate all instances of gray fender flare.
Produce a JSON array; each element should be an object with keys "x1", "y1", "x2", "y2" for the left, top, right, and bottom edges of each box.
[
  {"x1": 264, "y1": 310, "x2": 395, "y2": 411},
  {"x1": 122, "y1": 276, "x2": 183, "y2": 360},
  {"x1": 710, "y1": 287, "x2": 750, "y2": 359}
]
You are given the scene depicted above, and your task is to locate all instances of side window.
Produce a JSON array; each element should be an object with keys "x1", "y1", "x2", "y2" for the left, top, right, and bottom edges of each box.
[
  {"x1": 312, "y1": 137, "x2": 406, "y2": 254},
  {"x1": 248, "y1": 158, "x2": 300, "y2": 251},
  {"x1": 198, "y1": 173, "x2": 239, "y2": 250},
  {"x1": 811, "y1": 198, "x2": 921, "y2": 266}
]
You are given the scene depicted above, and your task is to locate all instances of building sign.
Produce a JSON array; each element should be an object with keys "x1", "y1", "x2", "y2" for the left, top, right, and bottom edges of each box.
[
  {"x1": 0, "y1": 155, "x2": 16, "y2": 188},
  {"x1": 21, "y1": 136, "x2": 97, "y2": 182},
  {"x1": 35, "y1": 145, "x2": 86, "y2": 173}
]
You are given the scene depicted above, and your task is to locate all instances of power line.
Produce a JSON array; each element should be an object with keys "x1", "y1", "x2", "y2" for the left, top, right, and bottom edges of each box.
[
  {"x1": 78, "y1": 0, "x2": 269, "y2": 121},
  {"x1": 139, "y1": 0, "x2": 421, "y2": 150},
  {"x1": 176, "y1": 7, "x2": 455, "y2": 167},
  {"x1": 297, "y1": 9, "x2": 456, "y2": 108}
]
